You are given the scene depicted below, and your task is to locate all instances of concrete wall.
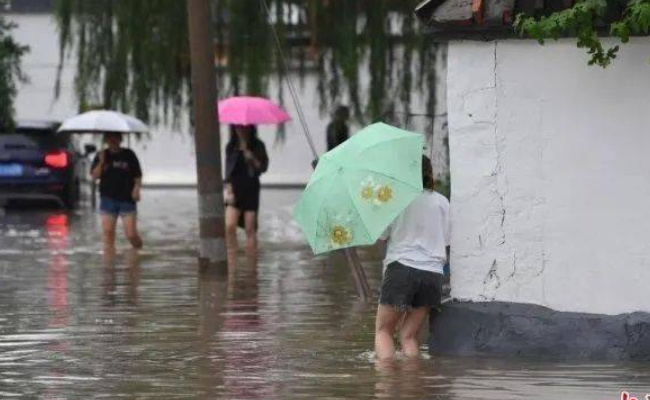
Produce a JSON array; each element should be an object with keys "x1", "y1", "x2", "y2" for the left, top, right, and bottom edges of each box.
[{"x1": 447, "y1": 38, "x2": 650, "y2": 315}]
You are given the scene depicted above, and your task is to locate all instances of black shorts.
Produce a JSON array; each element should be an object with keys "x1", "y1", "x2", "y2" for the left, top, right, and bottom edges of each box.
[
  {"x1": 379, "y1": 262, "x2": 443, "y2": 311},
  {"x1": 231, "y1": 178, "x2": 261, "y2": 212}
]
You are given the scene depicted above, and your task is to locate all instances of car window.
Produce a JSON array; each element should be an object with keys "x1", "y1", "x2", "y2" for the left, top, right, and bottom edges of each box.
[{"x1": 0, "y1": 129, "x2": 64, "y2": 149}]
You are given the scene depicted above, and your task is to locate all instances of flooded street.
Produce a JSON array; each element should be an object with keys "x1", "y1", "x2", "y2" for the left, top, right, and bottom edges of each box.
[{"x1": 0, "y1": 190, "x2": 648, "y2": 399}]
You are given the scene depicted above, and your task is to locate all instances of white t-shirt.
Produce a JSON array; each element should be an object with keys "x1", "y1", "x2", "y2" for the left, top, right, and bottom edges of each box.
[{"x1": 381, "y1": 191, "x2": 450, "y2": 274}]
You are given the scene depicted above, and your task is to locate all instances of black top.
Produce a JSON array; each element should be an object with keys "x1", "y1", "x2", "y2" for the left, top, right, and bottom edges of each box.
[
  {"x1": 225, "y1": 139, "x2": 269, "y2": 183},
  {"x1": 326, "y1": 121, "x2": 349, "y2": 151},
  {"x1": 91, "y1": 148, "x2": 142, "y2": 202}
]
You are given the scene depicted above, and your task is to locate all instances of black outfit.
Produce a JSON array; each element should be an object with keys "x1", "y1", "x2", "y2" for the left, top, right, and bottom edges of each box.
[
  {"x1": 225, "y1": 139, "x2": 269, "y2": 212},
  {"x1": 379, "y1": 262, "x2": 444, "y2": 312},
  {"x1": 326, "y1": 120, "x2": 349, "y2": 151},
  {"x1": 91, "y1": 148, "x2": 142, "y2": 202}
]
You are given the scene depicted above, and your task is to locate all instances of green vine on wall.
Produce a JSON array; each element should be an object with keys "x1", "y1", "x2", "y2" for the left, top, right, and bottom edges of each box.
[{"x1": 515, "y1": 0, "x2": 650, "y2": 68}]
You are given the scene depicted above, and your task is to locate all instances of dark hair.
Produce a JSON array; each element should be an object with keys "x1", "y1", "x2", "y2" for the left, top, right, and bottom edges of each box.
[
  {"x1": 104, "y1": 132, "x2": 123, "y2": 142},
  {"x1": 334, "y1": 105, "x2": 350, "y2": 120},
  {"x1": 227, "y1": 125, "x2": 259, "y2": 150},
  {"x1": 422, "y1": 155, "x2": 435, "y2": 191}
]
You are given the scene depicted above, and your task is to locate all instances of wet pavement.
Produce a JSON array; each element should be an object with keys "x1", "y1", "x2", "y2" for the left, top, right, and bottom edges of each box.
[{"x1": 1, "y1": 189, "x2": 650, "y2": 399}]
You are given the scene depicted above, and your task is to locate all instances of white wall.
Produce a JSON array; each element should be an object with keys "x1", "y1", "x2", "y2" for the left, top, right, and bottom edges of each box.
[{"x1": 447, "y1": 38, "x2": 650, "y2": 315}]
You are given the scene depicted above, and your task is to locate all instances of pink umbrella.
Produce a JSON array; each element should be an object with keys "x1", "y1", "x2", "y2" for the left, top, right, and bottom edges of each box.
[{"x1": 216, "y1": 96, "x2": 291, "y2": 125}]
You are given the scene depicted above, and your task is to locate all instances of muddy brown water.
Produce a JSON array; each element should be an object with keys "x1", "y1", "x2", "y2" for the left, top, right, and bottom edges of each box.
[{"x1": 1, "y1": 189, "x2": 649, "y2": 399}]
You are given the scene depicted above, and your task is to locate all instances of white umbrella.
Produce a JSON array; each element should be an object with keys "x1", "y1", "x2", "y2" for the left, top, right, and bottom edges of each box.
[{"x1": 57, "y1": 110, "x2": 149, "y2": 134}]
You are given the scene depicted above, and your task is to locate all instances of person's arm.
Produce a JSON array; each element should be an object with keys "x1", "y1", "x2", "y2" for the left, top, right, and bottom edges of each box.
[
  {"x1": 444, "y1": 198, "x2": 451, "y2": 262},
  {"x1": 377, "y1": 226, "x2": 391, "y2": 259},
  {"x1": 243, "y1": 142, "x2": 268, "y2": 173},
  {"x1": 130, "y1": 151, "x2": 143, "y2": 202},
  {"x1": 223, "y1": 146, "x2": 235, "y2": 205},
  {"x1": 90, "y1": 150, "x2": 105, "y2": 180}
]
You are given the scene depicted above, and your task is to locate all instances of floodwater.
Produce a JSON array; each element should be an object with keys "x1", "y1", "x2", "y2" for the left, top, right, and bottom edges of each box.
[{"x1": 1, "y1": 190, "x2": 650, "y2": 399}]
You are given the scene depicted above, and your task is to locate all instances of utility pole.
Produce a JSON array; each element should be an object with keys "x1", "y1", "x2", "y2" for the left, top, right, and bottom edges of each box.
[{"x1": 187, "y1": 0, "x2": 227, "y2": 271}]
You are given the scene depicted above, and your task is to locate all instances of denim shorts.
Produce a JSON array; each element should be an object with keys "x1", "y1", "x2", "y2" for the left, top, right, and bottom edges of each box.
[
  {"x1": 100, "y1": 197, "x2": 137, "y2": 216},
  {"x1": 379, "y1": 262, "x2": 443, "y2": 311}
]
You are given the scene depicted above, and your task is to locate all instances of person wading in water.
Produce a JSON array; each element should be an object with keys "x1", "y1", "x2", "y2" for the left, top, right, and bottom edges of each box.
[
  {"x1": 374, "y1": 156, "x2": 450, "y2": 360},
  {"x1": 91, "y1": 132, "x2": 143, "y2": 252},
  {"x1": 224, "y1": 125, "x2": 269, "y2": 257}
]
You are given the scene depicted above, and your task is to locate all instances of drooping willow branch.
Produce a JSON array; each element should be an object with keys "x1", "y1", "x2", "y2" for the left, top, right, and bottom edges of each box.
[
  {"x1": 0, "y1": 14, "x2": 29, "y2": 131},
  {"x1": 54, "y1": 0, "x2": 440, "y2": 132}
]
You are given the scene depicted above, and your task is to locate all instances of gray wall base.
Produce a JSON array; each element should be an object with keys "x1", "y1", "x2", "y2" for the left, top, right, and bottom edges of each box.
[{"x1": 429, "y1": 301, "x2": 650, "y2": 361}]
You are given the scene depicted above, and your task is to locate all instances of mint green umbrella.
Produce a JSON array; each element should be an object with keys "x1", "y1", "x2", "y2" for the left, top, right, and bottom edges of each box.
[{"x1": 295, "y1": 122, "x2": 424, "y2": 255}]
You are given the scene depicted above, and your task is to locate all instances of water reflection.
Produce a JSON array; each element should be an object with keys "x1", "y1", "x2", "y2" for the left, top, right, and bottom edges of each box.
[
  {"x1": 42, "y1": 213, "x2": 69, "y2": 400},
  {"x1": 375, "y1": 358, "x2": 451, "y2": 399},
  {"x1": 102, "y1": 249, "x2": 141, "y2": 308},
  {"x1": 198, "y1": 252, "x2": 277, "y2": 399},
  {"x1": 45, "y1": 214, "x2": 70, "y2": 328}
]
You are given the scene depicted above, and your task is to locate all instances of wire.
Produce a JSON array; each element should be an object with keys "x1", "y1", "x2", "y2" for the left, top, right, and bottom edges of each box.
[{"x1": 260, "y1": 0, "x2": 319, "y2": 160}]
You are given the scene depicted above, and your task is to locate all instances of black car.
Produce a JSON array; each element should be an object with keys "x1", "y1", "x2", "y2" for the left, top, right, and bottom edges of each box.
[{"x1": 0, "y1": 120, "x2": 96, "y2": 208}]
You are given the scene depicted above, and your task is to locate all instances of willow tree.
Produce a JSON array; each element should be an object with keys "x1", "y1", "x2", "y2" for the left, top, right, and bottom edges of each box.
[
  {"x1": 55, "y1": 0, "x2": 440, "y2": 129},
  {"x1": 0, "y1": 15, "x2": 29, "y2": 132}
]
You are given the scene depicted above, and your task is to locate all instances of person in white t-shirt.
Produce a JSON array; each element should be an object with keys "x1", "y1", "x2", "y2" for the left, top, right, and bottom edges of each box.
[{"x1": 375, "y1": 155, "x2": 450, "y2": 360}]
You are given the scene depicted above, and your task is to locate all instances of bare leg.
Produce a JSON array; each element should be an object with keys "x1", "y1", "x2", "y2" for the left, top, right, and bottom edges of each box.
[
  {"x1": 225, "y1": 206, "x2": 241, "y2": 257},
  {"x1": 399, "y1": 306, "x2": 430, "y2": 357},
  {"x1": 375, "y1": 304, "x2": 403, "y2": 360},
  {"x1": 101, "y1": 214, "x2": 118, "y2": 252},
  {"x1": 244, "y1": 211, "x2": 257, "y2": 254},
  {"x1": 122, "y1": 214, "x2": 143, "y2": 249}
]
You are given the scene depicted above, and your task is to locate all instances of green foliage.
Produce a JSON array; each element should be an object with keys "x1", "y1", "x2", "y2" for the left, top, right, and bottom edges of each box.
[
  {"x1": 0, "y1": 14, "x2": 29, "y2": 132},
  {"x1": 54, "y1": 0, "x2": 439, "y2": 130},
  {"x1": 611, "y1": 0, "x2": 650, "y2": 42},
  {"x1": 515, "y1": 0, "x2": 650, "y2": 68}
]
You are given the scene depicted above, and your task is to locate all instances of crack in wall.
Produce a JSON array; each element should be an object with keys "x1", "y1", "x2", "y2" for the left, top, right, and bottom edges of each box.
[
  {"x1": 506, "y1": 253, "x2": 517, "y2": 281},
  {"x1": 486, "y1": 41, "x2": 510, "y2": 298},
  {"x1": 482, "y1": 259, "x2": 500, "y2": 300}
]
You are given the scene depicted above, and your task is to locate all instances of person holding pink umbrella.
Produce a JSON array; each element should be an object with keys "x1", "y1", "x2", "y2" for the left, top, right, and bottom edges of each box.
[
  {"x1": 218, "y1": 96, "x2": 287, "y2": 256},
  {"x1": 224, "y1": 125, "x2": 268, "y2": 254}
]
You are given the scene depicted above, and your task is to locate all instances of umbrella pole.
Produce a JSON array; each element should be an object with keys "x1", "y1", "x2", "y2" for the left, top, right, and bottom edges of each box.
[{"x1": 344, "y1": 249, "x2": 371, "y2": 301}]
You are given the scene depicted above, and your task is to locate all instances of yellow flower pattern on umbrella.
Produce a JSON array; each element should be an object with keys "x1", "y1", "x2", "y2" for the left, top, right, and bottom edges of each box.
[
  {"x1": 376, "y1": 185, "x2": 393, "y2": 204},
  {"x1": 361, "y1": 186, "x2": 374, "y2": 200},
  {"x1": 360, "y1": 176, "x2": 376, "y2": 201},
  {"x1": 360, "y1": 176, "x2": 393, "y2": 206},
  {"x1": 330, "y1": 225, "x2": 352, "y2": 247}
]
